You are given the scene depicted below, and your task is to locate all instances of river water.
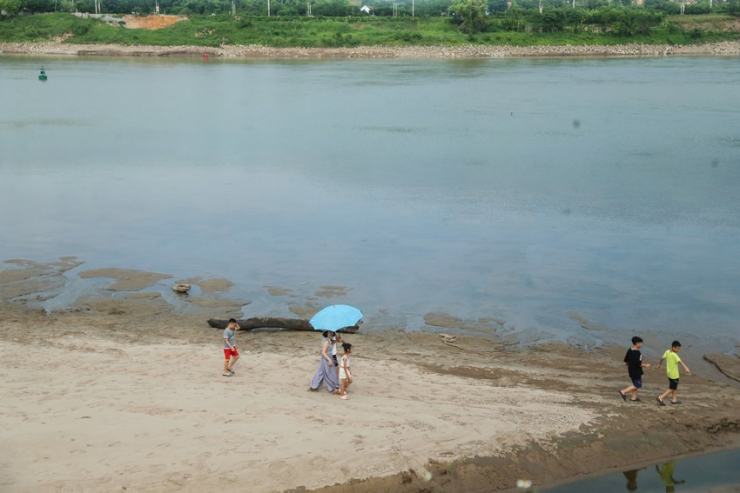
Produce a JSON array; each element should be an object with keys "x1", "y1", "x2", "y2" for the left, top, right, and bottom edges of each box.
[
  {"x1": 543, "y1": 447, "x2": 740, "y2": 492},
  {"x1": 1, "y1": 55, "x2": 739, "y2": 351}
]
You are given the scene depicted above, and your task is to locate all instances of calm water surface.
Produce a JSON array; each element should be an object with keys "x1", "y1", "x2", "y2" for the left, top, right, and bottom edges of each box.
[
  {"x1": 1, "y1": 56, "x2": 739, "y2": 350},
  {"x1": 543, "y1": 447, "x2": 740, "y2": 492}
]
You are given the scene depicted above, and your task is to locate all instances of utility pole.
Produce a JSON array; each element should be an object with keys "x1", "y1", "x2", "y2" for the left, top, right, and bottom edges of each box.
[
  {"x1": 268, "y1": 0, "x2": 270, "y2": 16},
  {"x1": 412, "y1": 0, "x2": 414, "y2": 16}
]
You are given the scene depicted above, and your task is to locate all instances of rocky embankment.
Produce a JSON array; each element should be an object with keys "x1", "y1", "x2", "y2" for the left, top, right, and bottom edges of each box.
[
  {"x1": 220, "y1": 41, "x2": 740, "y2": 58},
  {"x1": 2, "y1": 40, "x2": 740, "y2": 58}
]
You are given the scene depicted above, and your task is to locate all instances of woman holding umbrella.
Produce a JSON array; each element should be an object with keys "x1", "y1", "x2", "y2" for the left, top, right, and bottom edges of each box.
[
  {"x1": 308, "y1": 331, "x2": 341, "y2": 394},
  {"x1": 308, "y1": 305, "x2": 363, "y2": 394}
]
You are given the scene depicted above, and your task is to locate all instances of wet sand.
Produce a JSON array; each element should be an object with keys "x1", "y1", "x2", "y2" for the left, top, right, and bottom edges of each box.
[{"x1": 1, "y1": 259, "x2": 739, "y2": 492}]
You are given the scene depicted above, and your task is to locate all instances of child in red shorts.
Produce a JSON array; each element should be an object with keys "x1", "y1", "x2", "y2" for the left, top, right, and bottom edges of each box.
[{"x1": 223, "y1": 318, "x2": 240, "y2": 377}]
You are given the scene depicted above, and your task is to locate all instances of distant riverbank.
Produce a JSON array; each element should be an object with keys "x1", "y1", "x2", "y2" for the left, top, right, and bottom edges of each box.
[{"x1": 2, "y1": 40, "x2": 740, "y2": 58}]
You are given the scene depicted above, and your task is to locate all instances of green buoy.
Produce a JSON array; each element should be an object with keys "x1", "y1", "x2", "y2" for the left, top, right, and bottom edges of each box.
[{"x1": 39, "y1": 68, "x2": 48, "y2": 81}]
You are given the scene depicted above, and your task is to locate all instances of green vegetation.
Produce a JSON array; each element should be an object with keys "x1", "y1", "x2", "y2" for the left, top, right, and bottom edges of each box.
[
  {"x1": 668, "y1": 13, "x2": 739, "y2": 24},
  {"x1": 4, "y1": 0, "x2": 740, "y2": 18},
  {"x1": 0, "y1": 0, "x2": 22, "y2": 15},
  {"x1": 449, "y1": 0, "x2": 488, "y2": 33},
  {"x1": 0, "y1": 11, "x2": 738, "y2": 47}
]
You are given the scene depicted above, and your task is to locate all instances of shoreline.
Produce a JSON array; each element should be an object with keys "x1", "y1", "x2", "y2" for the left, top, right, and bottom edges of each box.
[
  {"x1": 305, "y1": 441, "x2": 740, "y2": 492},
  {"x1": 1, "y1": 40, "x2": 740, "y2": 59},
  {"x1": 1, "y1": 260, "x2": 739, "y2": 492}
]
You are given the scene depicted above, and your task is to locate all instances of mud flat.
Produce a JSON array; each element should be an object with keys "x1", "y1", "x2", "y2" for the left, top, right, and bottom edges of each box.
[{"x1": 0, "y1": 259, "x2": 739, "y2": 492}]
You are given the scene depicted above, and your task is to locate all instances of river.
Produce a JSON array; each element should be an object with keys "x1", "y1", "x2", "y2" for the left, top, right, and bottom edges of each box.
[{"x1": 1, "y1": 55, "x2": 739, "y2": 352}]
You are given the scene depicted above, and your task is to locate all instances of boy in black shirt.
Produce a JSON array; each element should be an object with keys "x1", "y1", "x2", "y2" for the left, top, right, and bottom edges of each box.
[{"x1": 620, "y1": 336, "x2": 651, "y2": 402}]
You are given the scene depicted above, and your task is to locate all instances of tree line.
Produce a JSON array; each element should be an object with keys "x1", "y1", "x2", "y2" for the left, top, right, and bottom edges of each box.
[
  {"x1": 2, "y1": 0, "x2": 738, "y2": 37},
  {"x1": 3, "y1": 0, "x2": 739, "y2": 16}
]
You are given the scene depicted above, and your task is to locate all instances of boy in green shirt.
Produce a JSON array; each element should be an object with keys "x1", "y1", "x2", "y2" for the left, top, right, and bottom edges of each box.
[{"x1": 656, "y1": 341, "x2": 691, "y2": 406}]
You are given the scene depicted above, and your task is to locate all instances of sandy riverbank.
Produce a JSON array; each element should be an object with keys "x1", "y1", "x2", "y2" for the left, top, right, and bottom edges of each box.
[
  {"x1": 1, "y1": 259, "x2": 739, "y2": 492},
  {"x1": 1, "y1": 40, "x2": 740, "y2": 59}
]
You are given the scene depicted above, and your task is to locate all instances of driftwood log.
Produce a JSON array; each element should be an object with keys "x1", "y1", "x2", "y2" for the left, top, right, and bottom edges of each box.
[{"x1": 207, "y1": 317, "x2": 359, "y2": 334}]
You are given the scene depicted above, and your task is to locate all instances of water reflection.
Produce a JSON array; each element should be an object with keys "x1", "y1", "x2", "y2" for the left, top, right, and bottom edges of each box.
[
  {"x1": 656, "y1": 461, "x2": 685, "y2": 493},
  {"x1": 622, "y1": 467, "x2": 644, "y2": 491},
  {"x1": 619, "y1": 463, "x2": 686, "y2": 492},
  {"x1": 544, "y1": 448, "x2": 740, "y2": 492}
]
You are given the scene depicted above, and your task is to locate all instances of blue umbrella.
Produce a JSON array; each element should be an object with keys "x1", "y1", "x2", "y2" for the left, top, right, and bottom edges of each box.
[{"x1": 309, "y1": 305, "x2": 363, "y2": 332}]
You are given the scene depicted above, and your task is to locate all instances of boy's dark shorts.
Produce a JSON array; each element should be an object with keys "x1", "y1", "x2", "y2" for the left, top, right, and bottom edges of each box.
[
  {"x1": 631, "y1": 378, "x2": 642, "y2": 389},
  {"x1": 332, "y1": 355, "x2": 339, "y2": 366},
  {"x1": 669, "y1": 378, "x2": 679, "y2": 390}
]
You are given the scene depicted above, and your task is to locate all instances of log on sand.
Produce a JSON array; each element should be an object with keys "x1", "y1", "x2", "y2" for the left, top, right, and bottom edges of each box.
[{"x1": 207, "y1": 317, "x2": 359, "y2": 333}]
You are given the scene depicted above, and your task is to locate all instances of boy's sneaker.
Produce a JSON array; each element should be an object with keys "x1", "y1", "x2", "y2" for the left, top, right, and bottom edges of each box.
[
  {"x1": 228, "y1": 369, "x2": 235, "y2": 375},
  {"x1": 223, "y1": 372, "x2": 233, "y2": 377},
  {"x1": 656, "y1": 396, "x2": 666, "y2": 406}
]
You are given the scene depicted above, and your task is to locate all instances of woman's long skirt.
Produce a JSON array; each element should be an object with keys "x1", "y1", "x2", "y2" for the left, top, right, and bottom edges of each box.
[{"x1": 309, "y1": 357, "x2": 339, "y2": 392}]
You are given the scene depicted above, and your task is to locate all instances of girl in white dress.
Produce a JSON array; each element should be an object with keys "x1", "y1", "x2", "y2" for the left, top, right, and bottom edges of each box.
[{"x1": 339, "y1": 343, "x2": 353, "y2": 400}]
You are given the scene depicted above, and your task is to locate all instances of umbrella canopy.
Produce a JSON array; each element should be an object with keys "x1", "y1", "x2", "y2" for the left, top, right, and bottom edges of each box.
[{"x1": 309, "y1": 305, "x2": 363, "y2": 332}]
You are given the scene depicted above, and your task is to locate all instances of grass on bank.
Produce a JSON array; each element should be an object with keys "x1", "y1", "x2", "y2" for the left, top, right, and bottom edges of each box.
[
  {"x1": 0, "y1": 12, "x2": 738, "y2": 47},
  {"x1": 667, "y1": 13, "x2": 737, "y2": 24},
  {"x1": 667, "y1": 13, "x2": 740, "y2": 31}
]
